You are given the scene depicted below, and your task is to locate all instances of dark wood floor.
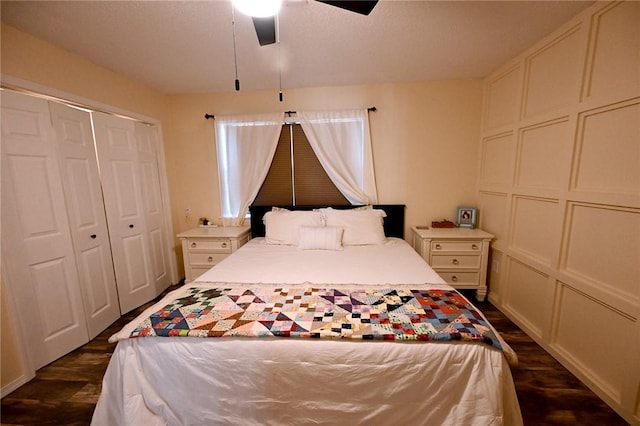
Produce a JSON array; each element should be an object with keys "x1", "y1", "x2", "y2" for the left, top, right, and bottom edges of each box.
[{"x1": 1, "y1": 286, "x2": 628, "y2": 425}]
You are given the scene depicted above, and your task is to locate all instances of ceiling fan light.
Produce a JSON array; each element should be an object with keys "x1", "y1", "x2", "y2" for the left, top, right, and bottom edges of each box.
[{"x1": 232, "y1": 0, "x2": 282, "y2": 18}]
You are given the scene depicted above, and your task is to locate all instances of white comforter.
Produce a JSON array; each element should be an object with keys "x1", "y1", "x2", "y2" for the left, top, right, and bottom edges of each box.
[{"x1": 92, "y1": 238, "x2": 522, "y2": 426}]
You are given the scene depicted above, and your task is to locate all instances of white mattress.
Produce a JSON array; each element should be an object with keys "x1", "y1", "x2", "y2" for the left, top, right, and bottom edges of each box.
[{"x1": 92, "y1": 238, "x2": 522, "y2": 426}]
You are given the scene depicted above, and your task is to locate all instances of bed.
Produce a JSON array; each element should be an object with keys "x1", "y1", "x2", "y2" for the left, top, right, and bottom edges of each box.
[{"x1": 92, "y1": 204, "x2": 522, "y2": 426}]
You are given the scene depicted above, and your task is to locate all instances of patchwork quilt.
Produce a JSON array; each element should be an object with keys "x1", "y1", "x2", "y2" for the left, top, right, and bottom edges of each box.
[{"x1": 125, "y1": 285, "x2": 502, "y2": 350}]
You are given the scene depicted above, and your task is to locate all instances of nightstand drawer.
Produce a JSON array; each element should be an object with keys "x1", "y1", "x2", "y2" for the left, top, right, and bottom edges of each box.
[
  {"x1": 437, "y1": 271, "x2": 480, "y2": 286},
  {"x1": 189, "y1": 253, "x2": 229, "y2": 265},
  {"x1": 430, "y1": 254, "x2": 481, "y2": 269},
  {"x1": 187, "y1": 239, "x2": 232, "y2": 252},
  {"x1": 431, "y1": 241, "x2": 481, "y2": 252}
]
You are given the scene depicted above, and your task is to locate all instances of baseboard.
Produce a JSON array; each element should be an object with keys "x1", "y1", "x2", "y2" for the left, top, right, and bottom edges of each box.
[{"x1": 1, "y1": 372, "x2": 33, "y2": 398}]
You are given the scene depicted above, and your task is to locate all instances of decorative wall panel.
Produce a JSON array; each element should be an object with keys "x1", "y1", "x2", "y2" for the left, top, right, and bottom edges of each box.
[
  {"x1": 516, "y1": 119, "x2": 570, "y2": 190},
  {"x1": 478, "y1": 191, "x2": 508, "y2": 243},
  {"x1": 488, "y1": 250, "x2": 504, "y2": 301},
  {"x1": 553, "y1": 283, "x2": 635, "y2": 402},
  {"x1": 523, "y1": 26, "x2": 584, "y2": 119},
  {"x1": 584, "y1": 1, "x2": 640, "y2": 102},
  {"x1": 510, "y1": 196, "x2": 559, "y2": 265},
  {"x1": 504, "y1": 259, "x2": 551, "y2": 338},
  {"x1": 562, "y1": 203, "x2": 639, "y2": 300},
  {"x1": 484, "y1": 66, "x2": 521, "y2": 131},
  {"x1": 479, "y1": 133, "x2": 514, "y2": 186},
  {"x1": 573, "y1": 100, "x2": 640, "y2": 196}
]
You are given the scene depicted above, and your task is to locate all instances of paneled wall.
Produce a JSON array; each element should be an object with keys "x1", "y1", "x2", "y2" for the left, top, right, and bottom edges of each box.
[{"x1": 478, "y1": 2, "x2": 639, "y2": 423}]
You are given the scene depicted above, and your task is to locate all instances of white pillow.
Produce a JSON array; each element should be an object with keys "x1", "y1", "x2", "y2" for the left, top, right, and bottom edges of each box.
[
  {"x1": 321, "y1": 207, "x2": 386, "y2": 245},
  {"x1": 298, "y1": 226, "x2": 344, "y2": 251},
  {"x1": 263, "y1": 209, "x2": 323, "y2": 245}
]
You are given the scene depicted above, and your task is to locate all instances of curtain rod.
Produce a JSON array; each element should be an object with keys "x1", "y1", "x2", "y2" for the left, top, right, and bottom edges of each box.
[{"x1": 204, "y1": 107, "x2": 376, "y2": 120}]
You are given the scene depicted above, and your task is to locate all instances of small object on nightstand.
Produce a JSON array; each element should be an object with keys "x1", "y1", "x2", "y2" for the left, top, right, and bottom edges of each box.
[
  {"x1": 416, "y1": 225, "x2": 430, "y2": 230},
  {"x1": 431, "y1": 220, "x2": 456, "y2": 228}
]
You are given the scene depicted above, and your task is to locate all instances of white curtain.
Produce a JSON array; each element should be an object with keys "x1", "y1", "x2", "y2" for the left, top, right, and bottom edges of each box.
[
  {"x1": 215, "y1": 112, "x2": 284, "y2": 225},
  {"x1": 299, "y1": 109, "x2": 378, "y2": 205}
]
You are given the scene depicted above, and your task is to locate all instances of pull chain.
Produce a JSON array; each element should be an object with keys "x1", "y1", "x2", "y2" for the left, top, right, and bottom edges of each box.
[
  {"x1": 231, "y1": 6, "x2": 240, "y2": 91},
  {"x1": 277, "y1": 15, "x2": 283, "y2": 102}
]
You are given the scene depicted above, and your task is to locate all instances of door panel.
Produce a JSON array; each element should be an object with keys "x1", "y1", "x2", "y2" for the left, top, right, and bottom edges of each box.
[
  {"x1": 92, "y1": 112, "x2": 156, "y2": 313},
  {"x1": 77, "y1": 245, "x2": 111, "y2": 313},
  {"x1": 32, "y1": 258, "x2": 78, "y2": 340},
  {"x1": 8, "y1": 156, "x2": 60, "y2": 239},
  {"x1": 1, "y1": 90, "x2": 88, "y2": 369},
  {"x1": 49, "y1": 101, "x2": 121, "y2": 339},
  {"x1": 111, "y1": 160, "x2": 141, "y2": 218},
  {"x1": 122, "y1": 234, "x2": 151, "y2": 292}
]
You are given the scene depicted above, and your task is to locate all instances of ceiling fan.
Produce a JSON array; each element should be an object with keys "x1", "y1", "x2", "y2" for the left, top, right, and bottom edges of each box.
[{"x1": 247, "y1": 1, "x2": 379, "y2": 46}]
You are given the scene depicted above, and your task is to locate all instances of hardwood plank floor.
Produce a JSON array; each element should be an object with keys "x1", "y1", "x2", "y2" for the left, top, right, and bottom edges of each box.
[{"x1": 1, "y1": 286, "x2": 628, "y2": 425}]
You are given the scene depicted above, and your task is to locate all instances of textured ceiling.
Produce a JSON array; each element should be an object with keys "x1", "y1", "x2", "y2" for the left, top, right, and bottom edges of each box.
[{"x1": 1, "y1": 0, "x2": 593, "y2": 94}]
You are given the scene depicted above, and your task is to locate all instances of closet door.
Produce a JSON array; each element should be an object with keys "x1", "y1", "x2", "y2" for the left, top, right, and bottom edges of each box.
[
  {"x1": 1, "y1": 90, "x2": 88, "y2": 369},
  {"x1": 92, "y1": 112, "x2": 157, "y2": 313},
  {"x1": 135, "y1": 122, "x2": 172, "y2": 293},
  {"x1": 49, "y1": 102, "x2": 121, "y2": 338}
]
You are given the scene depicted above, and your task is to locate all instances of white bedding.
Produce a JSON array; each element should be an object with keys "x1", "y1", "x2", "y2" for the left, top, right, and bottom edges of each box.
[
  {"x1": 198, "y1": 237, "x2": 447, "y2": 285},
  {"x1": 92, "y1": 237, "x2": 522, "y2": 426}
]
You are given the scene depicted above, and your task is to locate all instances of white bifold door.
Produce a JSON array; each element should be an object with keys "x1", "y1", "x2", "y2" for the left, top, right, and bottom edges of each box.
[
  {"x1": 92, "y1": 112, "x2": 172, "y2": 313},
  {"x1": 49, "y1": 102, "x2": 121, "y2": 338},
  {"x1": 1, "y1": 90, "x2": 173, "y2": 370},
  {"x1": 1, "y1": 91, "x2": 94, "y2": 368}
]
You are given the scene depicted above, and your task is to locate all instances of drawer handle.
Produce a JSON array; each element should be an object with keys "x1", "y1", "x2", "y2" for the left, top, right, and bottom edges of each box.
[
  {"x1": 129, "y1": 224, "x2": 134, "y2": 228},
  {"x1": 207, "y1": 256, "x2": 213, "y2": 263},
  {"x1": 90, "y1": 234, "x2": 97, "y2": 239},
  {"x1": 451, "y1": 275, "x2": 458, "y2": 282},
  {"x1": 191, "y1": 242, "x2": 197, "y2": 248},
  {"x1": 471, "y1": 244, "x2": 478, "y2": 250},
  {"x1": 435, "y1": 244, "x2": 442, "y2": 250},
  {"x1": 221, "y1": 242, "x2": 228, "y2": 248},
  {"x1": 452, "y1": 259, "x2": 459, "y2": 265}
]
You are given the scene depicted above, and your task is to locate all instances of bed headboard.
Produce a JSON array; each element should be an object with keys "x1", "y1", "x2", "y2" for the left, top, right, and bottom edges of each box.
[{"x1": 249, "y1": 205, "x2": 406, "y2": 239}]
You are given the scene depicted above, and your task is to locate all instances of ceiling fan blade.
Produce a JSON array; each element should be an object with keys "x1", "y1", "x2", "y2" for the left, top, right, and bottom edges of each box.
[
  {"x1": 252, "y1": 16, "x2": 276, "y2": 46},
  {"x1": 315, "y1": 0, "x2": 378, "y2": 16}
]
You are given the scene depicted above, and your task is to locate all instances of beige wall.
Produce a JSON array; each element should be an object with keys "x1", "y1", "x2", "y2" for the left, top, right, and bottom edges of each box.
[
  {"x1": 1, "y1": 24, "x2": 169, "y2": 121},
  {"x1": 478, "y1": 2, "x2": 639, "y2": 423},
  {"x1": 166, "y1": 80, "x2": 483, "y2": 245}
]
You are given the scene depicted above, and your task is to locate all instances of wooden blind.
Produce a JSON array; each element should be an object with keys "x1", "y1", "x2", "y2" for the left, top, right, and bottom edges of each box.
[
  {"x1": 253, "y1": 124, "x2": 349, "y2": 206},
  {"x1": 292, "y1": 124, "x2": 349, "y2": 205},
  {"x1": 253, "y1": 125, "x2": 293, "y2": 205}
]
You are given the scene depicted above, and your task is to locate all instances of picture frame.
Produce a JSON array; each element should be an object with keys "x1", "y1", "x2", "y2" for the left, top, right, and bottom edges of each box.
[{"x1": 456, "y1": 206, "x2": 477, "y2": 229}]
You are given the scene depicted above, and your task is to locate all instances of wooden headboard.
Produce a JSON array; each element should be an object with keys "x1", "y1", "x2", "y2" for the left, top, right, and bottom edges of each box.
[{"x1": 249, "y1": 205, "x2": 406, "y2": 239}]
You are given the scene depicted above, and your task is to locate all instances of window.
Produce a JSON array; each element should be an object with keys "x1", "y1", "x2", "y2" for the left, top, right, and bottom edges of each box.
[
  {"x1": 253, "y1": 124, "x2": 349, "y2": 206},
  {"x1": 215, "y1": 109, "x2": 376, "y2": 223}
]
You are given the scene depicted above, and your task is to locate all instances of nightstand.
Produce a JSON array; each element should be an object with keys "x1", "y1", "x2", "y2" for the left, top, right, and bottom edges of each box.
[
  {"x1": 411, "y1": 227, "x2": 494, "y2": 301},
  {"x1": 177, "y1": 226, "x2": 250, "y2": 282}
]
